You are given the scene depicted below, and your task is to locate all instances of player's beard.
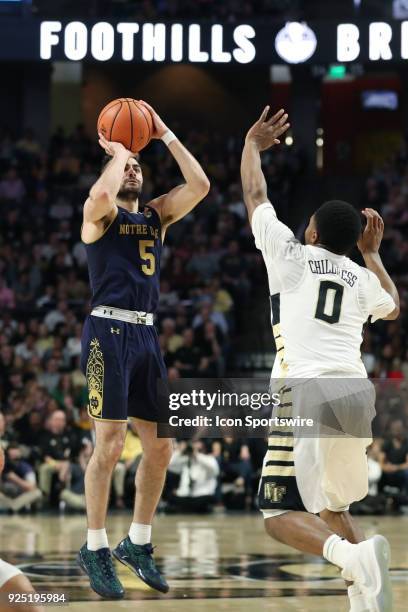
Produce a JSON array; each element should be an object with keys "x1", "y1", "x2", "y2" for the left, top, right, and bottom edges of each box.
[{"x1": 117, "y1": 184, "x2": 142, "y2": 201}]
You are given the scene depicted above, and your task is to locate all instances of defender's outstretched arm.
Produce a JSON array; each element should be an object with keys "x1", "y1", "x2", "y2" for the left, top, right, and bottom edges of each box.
[{"x1": 241, "y1": 107, "x2": 289, "y2": 223}]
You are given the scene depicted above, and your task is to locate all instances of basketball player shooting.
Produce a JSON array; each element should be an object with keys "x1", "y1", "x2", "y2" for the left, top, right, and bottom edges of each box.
[
  {"x1": 241, "y1": 107, "x2": 399, "y2": 612},
  {"x1": 77, "y1": 101, "x2": 210, "y2": 598}
]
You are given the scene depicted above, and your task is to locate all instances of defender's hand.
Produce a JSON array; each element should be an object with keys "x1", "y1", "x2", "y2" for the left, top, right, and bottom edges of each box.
[
  {"x1": 138, "y1": 100, "x2": 168, "y2": 139},
  {"x1": 245, "y1": 107, "x2": 290, "y2": 152},
  {"x1": 357, "y1": 208, "x2": 384, "y2": 255},
  {"x1": 98, "y1": 132, "x2": 132, "y2": 157}
]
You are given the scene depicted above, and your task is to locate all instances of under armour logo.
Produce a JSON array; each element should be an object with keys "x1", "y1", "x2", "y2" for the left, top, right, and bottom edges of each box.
[
  {"x1": 264, "y1": 482, "x2": 286, "y2": 502},
  {"x1": 111, "y1": 327, "x2": 120, "y2": 334}
]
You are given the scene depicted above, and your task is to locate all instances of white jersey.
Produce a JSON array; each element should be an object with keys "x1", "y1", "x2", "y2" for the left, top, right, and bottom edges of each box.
[
  {"x1": 0, "y1": 558, "x2": 22, "y2": 588},
  {"x1": 252, "y1": 203, "x2": 396, "y2": 378}
]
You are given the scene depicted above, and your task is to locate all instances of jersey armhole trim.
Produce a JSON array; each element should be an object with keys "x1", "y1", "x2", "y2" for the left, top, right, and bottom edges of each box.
[
  {"x1": 355, "y1": 268, "x2": 370, "y2": 320},
  {"x1": 81, "y1": 207, "x2": 119, "y2": 245},
  {"x1": 278, "y1": 244, "x2": 308, "y2": 295},
  {"x1": 144, "y1": 203, "x2": 164, "y2": 245}
]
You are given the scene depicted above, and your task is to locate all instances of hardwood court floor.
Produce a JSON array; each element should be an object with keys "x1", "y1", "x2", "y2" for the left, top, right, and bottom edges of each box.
[{"x1": 0, "y1": 513, "x2": 407, "y2": 611}]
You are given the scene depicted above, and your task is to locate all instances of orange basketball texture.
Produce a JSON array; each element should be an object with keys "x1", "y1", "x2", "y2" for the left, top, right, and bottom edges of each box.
[{"x1": 97, "y1": 98, "x2": 153, "y2": 153}]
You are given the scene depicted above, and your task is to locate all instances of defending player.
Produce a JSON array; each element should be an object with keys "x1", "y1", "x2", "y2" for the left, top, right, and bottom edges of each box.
[
  {"x1": 241, "y1": 107, "x2": 399, "y2": 612},
  {"x1": 77, "y1": 101, "x2": 210, "y2": 598}
]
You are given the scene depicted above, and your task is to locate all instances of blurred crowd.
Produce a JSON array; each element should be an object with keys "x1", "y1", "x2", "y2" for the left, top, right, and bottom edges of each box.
[
  {"x1": 360, "y1": 146, "x2": 408, "y2": 380},
  {"x1": 0, "y1": 123, "x2": 407, "y2": 515}
]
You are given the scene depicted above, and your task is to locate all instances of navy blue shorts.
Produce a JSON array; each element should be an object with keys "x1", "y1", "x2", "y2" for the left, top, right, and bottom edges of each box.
[{"x1": 80, "y1": 315, "x2": 167, "y2": 423}]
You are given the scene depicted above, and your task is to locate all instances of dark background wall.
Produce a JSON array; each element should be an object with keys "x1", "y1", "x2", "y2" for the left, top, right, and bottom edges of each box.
[{"x1": 81, "y1": 63, "x2": 271, "y2": 139}]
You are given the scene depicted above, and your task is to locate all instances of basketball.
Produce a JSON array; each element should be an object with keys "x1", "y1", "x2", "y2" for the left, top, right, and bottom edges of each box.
[{"x1": 97, "y1": 98, "x2": 153, "y2": 153}]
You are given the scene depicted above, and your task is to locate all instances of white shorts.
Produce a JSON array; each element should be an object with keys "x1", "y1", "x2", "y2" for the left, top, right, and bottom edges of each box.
[
  {"x1": 259, "y1": 378, "x2": 375, "y2": 517},
  {"x1": 0, "y1": 559, "x2": 22, "y2": 588}
]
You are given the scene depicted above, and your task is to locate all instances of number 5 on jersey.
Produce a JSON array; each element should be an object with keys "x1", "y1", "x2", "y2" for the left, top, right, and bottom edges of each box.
[{"x1": 139, "y1": 240, "x2": 155, "y2": 276}]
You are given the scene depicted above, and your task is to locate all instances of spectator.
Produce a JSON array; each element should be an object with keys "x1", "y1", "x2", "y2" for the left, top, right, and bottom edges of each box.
[
  {"x1": 193, "y1": 302, "x2": 228, "y2": 338},
  {"x1": 64, "y1": 323, "x2": 83, "y2": 362},
  {"x1": 44, "y1": 300, "x2": 69, "y2": 332},
  {"x1": 220, "y1": 239, "x2": 251, "y2": 304},
  {"x1": 157, "y1": 279, "x2": 179, "y2": 315},
  {"x1": 0, "y1": 412, "x2": 15, "y2": 449},
  {"x1": 160, "y1": 318, "x2": 183, "y2": 354},
  {"x1": 166, "y1": 440, "x2": 219, "y2": 513},
  {"x1": 53, "y1": 147, "x2": 80, "y2": 184},
  {"x1": 196, "y1": 321, "x2": 224, "y2": 376},
  {"x1": 36, "y1": 286, "x2": 56, "y2": 311},
  {"x1": 15, "y1": 334, "x2": 37, "y2": 362},
  {"x1": 221, "y1": 438, "x2": 254, "y2": 509},
  {"x1": 37, "y1": 359, "x2": 60, "y2": 394},
  {"x1": 60, "y1": 441, "x2": 93, "y2": 511},
  {"x1": 208, "y1": 278, "x2": 233, "y2": 316},
  {"x1": 34, "y1": 323, "x2": 54, "y2": 357},
  {"x1": 0, "y1": 444, "x2": 42, "y2": 512},
  {"x1": 16, "y1": 128, "x2": 42, "y2": 159},
  {"x1": 0, "y1": 167, "x2": 26, "y2": 203},
  {"x1": 13, "y1": 410, "x2": 44, "y2": 455},
  {"x1": 186, "y1": 244, "x2": 219, "y2": 280},
  {"x1": 37, "y1": 410, "x2": 72, "y2": 503},
  {"x1": 0, "y1": 277, "x2": 15, "y2": 309},
  {"x1": 379, "y1": 419, "x2": 408, "y2": 498},
  {"x1": 172, "y1": 328, "x2": 205, "y2": 376}
]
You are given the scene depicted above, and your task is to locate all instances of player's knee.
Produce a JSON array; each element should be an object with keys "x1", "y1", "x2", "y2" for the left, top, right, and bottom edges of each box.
[
  {"x1": 264, "y1": 515, "x2": 286, "y2": 541},
  {"x1": 95, "y1": 436, "x2": 124, "y2": 465},
  {"x1": 143, "y1": 438, "x2": 173, "y2": 468}
]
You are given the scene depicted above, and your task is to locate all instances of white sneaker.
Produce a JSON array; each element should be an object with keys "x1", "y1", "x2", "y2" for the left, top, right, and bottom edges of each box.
[
  {"x1": 342, "y1": 535, "x2": 392, "y2": 612},
  {"x1": 348, "y1": 584, "x2": 370, "y2": 612}
]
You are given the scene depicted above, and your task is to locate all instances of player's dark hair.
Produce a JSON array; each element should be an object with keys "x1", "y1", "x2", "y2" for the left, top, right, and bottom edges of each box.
[
  {"x1": 314, "y1": 200, "x2": 362, "y2": 255},
  {"x1": 101, "y1": 154, "x2": 140, "y2": 173}
]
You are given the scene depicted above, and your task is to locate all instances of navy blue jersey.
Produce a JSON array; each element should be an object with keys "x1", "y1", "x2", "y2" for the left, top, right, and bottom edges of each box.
[{"x1": 84, "y1": 205, "x2": 162, "y2": 312}]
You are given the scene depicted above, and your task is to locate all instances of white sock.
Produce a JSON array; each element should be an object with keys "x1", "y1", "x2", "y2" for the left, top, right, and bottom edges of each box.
[
  {"x1": 323, "y1": 534, "x2": 356, "y2": 568},
  {"x1": 87, "y1": 528, "x2": 109, "y2": 551},
  {"x1": 129, "y1": 522, "x2": 151, "y2": 545},
  {"x1": 348, "y1": 584, "x2": 369, "y2": 612}
]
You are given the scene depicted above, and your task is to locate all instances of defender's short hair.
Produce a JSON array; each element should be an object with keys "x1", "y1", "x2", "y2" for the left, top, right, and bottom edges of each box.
[{"x1": 314, "y1": 200, "x2": 362, "y2": 255}]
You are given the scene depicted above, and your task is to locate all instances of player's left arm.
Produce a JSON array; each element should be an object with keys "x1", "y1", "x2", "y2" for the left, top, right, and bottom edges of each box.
[
  {"x1": 139, "y1": 101, "x2": 210, "y2": 236},
  {"x1": 241, "y1": 107, "x2": 300, "y2": 262},
  {"x1": 358, "y1": 208, "x2": 400, "y2": 321},
  {"x1": 241, "y1": 106, "x2": 290, "y2": 223}
]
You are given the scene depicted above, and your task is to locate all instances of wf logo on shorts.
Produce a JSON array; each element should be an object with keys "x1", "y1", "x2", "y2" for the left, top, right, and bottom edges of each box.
[
  {"x1": 111, "y1": 327, "x2": 120, "y2": 334},
  {"x1": 264, "y1": 482, "x2": 287, "y2": 503}
]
